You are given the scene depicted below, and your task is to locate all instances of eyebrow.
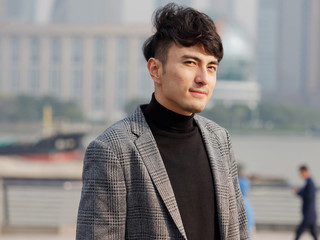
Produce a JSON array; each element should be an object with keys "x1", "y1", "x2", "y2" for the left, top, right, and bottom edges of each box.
[{"x1": 181, "y1": 55, "x2": 219, "y2": 65}]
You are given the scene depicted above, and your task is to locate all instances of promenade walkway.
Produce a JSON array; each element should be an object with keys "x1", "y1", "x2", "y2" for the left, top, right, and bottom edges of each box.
[{"x1": 1, "y1": 159, "x2": 317, "y2": 240}]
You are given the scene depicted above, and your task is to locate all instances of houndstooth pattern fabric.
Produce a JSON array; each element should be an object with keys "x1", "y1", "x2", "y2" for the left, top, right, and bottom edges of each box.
[{"x1": 76, "y1": 106, "x2": 249, "y2": 240}]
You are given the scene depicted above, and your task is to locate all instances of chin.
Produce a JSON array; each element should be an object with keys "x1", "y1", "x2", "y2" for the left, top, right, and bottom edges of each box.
[
  {"x1": 193, "y1": 104, "x2": 207, "y2": 113},
  {"x1": 187, "y1": 106, "x2": 205, "y2": 114},
  {"x1": 182, "y1": 101, "x2": 207, "y2": 114},
  {"x1": 193, "y1": 109, "x2": 204, "y2": 114}
]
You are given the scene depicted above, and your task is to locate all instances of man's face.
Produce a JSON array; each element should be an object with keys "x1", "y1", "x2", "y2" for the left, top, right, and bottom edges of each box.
[
  {"x1": 149, "y1": 43, "x2": 218, "y2": 116},
  {"x1": 300, "y1": 170, "x2": 309, "y2": 179}
]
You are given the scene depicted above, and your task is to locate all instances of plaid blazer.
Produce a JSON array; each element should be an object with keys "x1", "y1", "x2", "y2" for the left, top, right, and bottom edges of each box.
[{"x1": 76, "y1": 106, "x2": 249, "y2": 240}]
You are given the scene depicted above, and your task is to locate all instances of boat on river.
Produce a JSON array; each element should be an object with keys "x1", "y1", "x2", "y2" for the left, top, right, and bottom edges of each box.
[{"x1": 0, "y1": 132, "x2": 85, "y2": 161}]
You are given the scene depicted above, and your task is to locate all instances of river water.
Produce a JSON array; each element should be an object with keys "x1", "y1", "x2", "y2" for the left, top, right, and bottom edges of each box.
[
  {"x1": 86, "y1": 130, "x2": 320, "y2": 186},
  {"x1": 231, "y1": 133, "x2": 320, "y2": 186},
  {"x1": 85, "y1": 130, "x2": 320, "y2": 186},
  {"x1": 1, "y1": 124, "x2": 320, "y2": 186}
]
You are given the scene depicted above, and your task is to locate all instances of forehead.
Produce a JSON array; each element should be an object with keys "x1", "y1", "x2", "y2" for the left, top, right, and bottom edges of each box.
[{"x1": 167, "y1": 43, "x2": 218, "y2": 62}]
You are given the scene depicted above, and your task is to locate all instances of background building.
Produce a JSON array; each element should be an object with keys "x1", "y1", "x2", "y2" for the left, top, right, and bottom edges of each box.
[
  {"x1": 0, "y1": 0, "x2": 261, "y2": 123},
  {"x1": 212, "y1": 20, "x2": 260, "y2": 108},
  {"x1": 0, "y1": 24, "x2": 152, "y2": 122}
]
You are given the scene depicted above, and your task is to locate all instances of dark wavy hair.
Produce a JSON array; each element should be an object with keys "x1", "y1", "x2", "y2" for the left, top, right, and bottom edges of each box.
[
  {"x1": 143, "y1": 3, "x2": 224, "y2": 64},
  {"x1": 299, "y1": 165, "x2": 308, "y2": 172}
]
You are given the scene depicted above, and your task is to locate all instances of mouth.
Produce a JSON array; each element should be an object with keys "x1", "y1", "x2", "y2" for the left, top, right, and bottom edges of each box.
[{"x1": 189, "y1": 89, "x2": 208, "y2": 97}]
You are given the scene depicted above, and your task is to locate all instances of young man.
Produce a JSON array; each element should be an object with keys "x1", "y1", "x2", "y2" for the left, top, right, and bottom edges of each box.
[
  {"x1": 294, "y1": 165, "x2": 318, "y2": 240},
  {"x1": 76, "y1": 3, "x2": 248, "y2": 240}
]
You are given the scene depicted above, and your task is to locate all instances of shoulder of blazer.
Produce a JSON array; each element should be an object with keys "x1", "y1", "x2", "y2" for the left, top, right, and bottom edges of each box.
[
  {"x1": 94, "y1": 105, "x2": 149, "y2": 144},
  {"x1": 194, "y1": 114, "x2": 229, "y2": 140}
]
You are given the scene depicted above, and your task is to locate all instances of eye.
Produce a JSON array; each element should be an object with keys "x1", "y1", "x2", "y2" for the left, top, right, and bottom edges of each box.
[
  {"x1": 208, "y1": 65, "x2": 217, "y2": 71},
  {"x1": 184, "y1": 60, "x2": 196, "y2": 65}
]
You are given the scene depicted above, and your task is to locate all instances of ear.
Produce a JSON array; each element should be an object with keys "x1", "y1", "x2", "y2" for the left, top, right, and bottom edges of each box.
[{"x1": 147, "y1": 58, "x2": 162, "y2": 84}]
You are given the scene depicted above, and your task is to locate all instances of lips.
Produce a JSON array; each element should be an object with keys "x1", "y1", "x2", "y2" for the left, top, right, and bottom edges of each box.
[{"x1": 189, "y1": 89, "x2": 208, "y2": 96}]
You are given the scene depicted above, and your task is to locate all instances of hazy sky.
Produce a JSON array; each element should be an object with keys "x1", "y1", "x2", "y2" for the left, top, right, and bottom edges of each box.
[
  {"x1": 122, "y1": 0, "x2": 154, "y2": 24},
  {"x1": 122, "y1": 0, "x2": 257, "y2": 39}
]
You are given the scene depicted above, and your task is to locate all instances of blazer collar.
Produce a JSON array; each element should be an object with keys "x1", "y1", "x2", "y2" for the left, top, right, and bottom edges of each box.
[
  {"x1": 130, "y1": 106, "x2": 187, "y2": 239},
  {"x1": 194, "y1": 116, "x2": 230, "y2": 238}
]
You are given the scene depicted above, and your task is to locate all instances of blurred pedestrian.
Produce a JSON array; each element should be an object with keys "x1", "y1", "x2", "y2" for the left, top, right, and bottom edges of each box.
[
  {"x1": 239, "y1": 174, "x2": 256, "y2": 239},
  {"x1": 293, "y1": 165, "x2": 318, "y2": 240}
]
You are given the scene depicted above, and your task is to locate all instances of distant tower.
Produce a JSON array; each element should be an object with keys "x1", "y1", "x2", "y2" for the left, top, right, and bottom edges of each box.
[
  {"x1": 257, "y1": 0, "x2": 320, "y2": 106},
  {"x1": 256, "y1": 0, "x2": 280, "y2": 98},
  {"x1": 308, "y1": 0, "x2": 320, "y2": 105}
]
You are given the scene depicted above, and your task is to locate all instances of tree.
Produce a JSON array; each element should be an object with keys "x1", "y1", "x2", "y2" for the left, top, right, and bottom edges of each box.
[
  {"x1": 0, "y1": 95, "x2": 83, "y2": 123},
  {"x1": 202, "y1": 101, "x2": 320, "y2": 133}
]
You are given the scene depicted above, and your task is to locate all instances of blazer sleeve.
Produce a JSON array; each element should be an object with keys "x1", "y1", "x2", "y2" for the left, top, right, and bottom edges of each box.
[
  {"x1": 76, "y1": 139, "x2": 127, "y2": 240},
  {"x1": 226, "y1": 130, "x2": 249, "y2": 240}
]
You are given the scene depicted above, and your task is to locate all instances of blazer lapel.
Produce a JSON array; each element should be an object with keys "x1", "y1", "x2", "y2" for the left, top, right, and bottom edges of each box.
[
  {"x1": 131, "y1": 107, "x2": 187, "y2": 239},
  {"x1": 195, "y1": 117, "x2": 230, "y2": 239}
]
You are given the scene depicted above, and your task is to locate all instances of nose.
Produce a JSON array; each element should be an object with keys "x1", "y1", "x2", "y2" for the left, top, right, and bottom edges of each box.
[{"x1": 195, "y1": 66, "x2": 208, "y2": 85}]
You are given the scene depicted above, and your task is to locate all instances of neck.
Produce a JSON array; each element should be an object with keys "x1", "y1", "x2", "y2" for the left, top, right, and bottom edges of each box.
[{"x1": 143, "y1": 93, "x2": 195, "y2": 132}]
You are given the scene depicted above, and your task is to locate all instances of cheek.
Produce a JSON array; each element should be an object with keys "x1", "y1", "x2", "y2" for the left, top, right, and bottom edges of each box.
[
  {"x1": 207, "y1": 79, "x2": 216, "y2": 96},
  {"x1": 209, "y1": 77, "x2": 217, "y2": 89},
  {"x1": 163, "y1": 71, "x2": 189, "y2": 89}
]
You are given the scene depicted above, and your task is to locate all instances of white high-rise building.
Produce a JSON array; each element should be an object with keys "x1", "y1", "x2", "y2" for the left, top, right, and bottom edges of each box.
[
  {"x1": 256, "y1": 0, "x2": 320, "y2": 106},
  {"x1": 0, "y1": 24, "x2": 153, "y2": 122}
]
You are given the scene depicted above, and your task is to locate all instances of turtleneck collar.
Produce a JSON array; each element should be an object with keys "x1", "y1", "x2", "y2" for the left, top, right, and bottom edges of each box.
[{"x1": 143, "y1": 93, "x2": 195, "y2": 133}]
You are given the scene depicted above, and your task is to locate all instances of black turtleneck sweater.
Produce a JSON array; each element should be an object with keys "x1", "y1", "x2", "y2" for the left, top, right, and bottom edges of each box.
[{"x1": 141, "y1": 95, "x2": 219, "y2": 240}]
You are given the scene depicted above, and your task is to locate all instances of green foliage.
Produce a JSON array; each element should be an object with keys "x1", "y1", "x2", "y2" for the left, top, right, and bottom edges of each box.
[
  {"x1": 0, "y1": 95, "x2": 83, "y2": 123},
  {"x1": 201, "y1": 104, "x2": 252, "y2": 128},
  {"x1": 201, "y1": 101, "x2": 320, "y2": 133},
  {"x1": 258, "y1": 102, "x2": 320, "y2": 131}
]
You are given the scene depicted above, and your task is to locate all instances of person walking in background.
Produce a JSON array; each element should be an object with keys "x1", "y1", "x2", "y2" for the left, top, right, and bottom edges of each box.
[
  {"x1": 76, "y1": 3, "x2": 248, "y2": 240},
  {"x1": 293, "y1": 165, "x2": 318, "y2": 240},
  {"x1": 239, "y1": 176, "x2": 256, "y2": 239}
]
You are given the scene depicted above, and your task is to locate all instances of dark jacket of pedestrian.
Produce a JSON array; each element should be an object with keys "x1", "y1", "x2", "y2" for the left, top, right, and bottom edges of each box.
[{"x1": 297, "y1": 177, "x2": 317, "y2": 223}]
